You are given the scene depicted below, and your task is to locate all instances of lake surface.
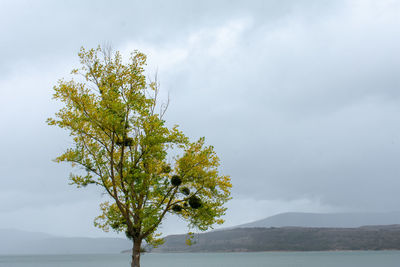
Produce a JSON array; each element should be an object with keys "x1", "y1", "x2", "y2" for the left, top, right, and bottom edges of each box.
[{"x1": 1, "y1": 251, "x2": 400, "y2": 267}]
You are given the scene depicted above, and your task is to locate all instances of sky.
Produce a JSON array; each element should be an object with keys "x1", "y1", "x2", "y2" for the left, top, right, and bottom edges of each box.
[{"x1": 1, "y1": 0, "x2": 400, "y2": 238}]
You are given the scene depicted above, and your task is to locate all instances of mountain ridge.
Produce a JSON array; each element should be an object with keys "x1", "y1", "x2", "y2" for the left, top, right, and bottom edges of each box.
[
  {"x1": 153, "y1": 224, "x2": 400, "y2": 252},
  {"x1": 235, "y1": 211, "x2": 400, "y2": 228},
  {"x1": 0, "y1": 229, "x2": 130, "y2": 255},
  {"x1": 151, "y1": 211, "x2": 400, "y2": 253},
  {"x1": 3, "y1": 211, "x2": 400, "y2": 254}
]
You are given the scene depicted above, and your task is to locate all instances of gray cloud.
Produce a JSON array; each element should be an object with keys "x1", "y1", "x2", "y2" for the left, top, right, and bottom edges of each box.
[
  {"x1": 151, "y1": 1, "x2": 400, "y2": 211},
  {"x1": 1, "y1": 0, "x2": 400, "y2": 236}
]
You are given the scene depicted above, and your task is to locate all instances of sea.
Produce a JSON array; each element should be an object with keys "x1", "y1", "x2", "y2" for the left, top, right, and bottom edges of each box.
[{"x1": 0, "y1": 251, "x2": 399, "y2": 267}]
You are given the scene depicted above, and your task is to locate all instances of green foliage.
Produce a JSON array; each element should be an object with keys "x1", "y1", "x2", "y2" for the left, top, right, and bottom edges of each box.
[{"x1": 48, "y1": 46, "x2": 231, "y2": 248}]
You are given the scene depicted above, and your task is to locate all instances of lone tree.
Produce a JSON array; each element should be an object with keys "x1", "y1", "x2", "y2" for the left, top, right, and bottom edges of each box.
[{"x1": 47, "y1": 46, "x2": 231, "y2": 267}]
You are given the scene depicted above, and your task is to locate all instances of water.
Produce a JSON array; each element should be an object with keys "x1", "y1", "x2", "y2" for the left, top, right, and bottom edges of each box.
[{"x1": 1, "y1": 251, "x2": 400, "y2": 267}]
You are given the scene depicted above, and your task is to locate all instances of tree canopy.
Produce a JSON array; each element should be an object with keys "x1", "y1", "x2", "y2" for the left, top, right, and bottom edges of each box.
[{"x1": 47, "y1": 46, "x2": 231, "y2": 267}]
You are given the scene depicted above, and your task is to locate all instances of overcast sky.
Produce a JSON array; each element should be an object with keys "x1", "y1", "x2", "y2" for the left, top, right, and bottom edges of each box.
[{"x1": 1, "y1": 0, "x2": 400, "y2": 238}]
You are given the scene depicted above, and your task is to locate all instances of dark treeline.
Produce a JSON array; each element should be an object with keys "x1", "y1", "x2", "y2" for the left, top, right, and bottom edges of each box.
[{"x1": 152, "y1": 225, "x2": 400, "y2": 252}]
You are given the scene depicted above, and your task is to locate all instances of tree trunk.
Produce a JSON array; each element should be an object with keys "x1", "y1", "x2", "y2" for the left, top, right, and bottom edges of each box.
[{"x1": 131, "y1": 239, "x2": 142, "y2": 267}]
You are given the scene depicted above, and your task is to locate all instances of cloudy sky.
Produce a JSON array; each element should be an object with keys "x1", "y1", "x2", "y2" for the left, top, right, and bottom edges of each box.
[{"x1": 1, "y1": 0, "x2": 400, "y2": 237}]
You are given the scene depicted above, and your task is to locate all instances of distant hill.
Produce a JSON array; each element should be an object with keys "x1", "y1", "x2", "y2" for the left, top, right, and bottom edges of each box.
[
  {"x1": 237, "y1": 211, "x2": 400, "y2": 228},
  {"x1": 4, "y1": 212, "x2": 400, "y2": 254},
  {"x1": 153, "y1": 225, "x2": 400, "y2": 252},
  {"x1": 0, "y1": 229, "x2": 131, "y2": 255}
]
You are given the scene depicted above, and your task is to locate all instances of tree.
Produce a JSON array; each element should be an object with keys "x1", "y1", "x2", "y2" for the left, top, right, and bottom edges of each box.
[{"x1": 47, "y1": 46, "x2": 231, "y2": 267}]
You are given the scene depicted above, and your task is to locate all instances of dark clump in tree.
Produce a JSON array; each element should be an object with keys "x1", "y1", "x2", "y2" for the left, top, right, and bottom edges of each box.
[
  {"x1": 124, "y1": 137, "x2": 134, "y2": 146},
  {"x1": 116, "y1": 137, "x2": 134, "y2": 146},
  {"x1": 189, "y1": 196, "x2": 202, "y2": 209},
  {"x1": 180, "y1": 187, "x2": 190, "y2": 196},
  {"x1": 172, "y1": 205, "x2": 183, "y2": 212},
  {"x1": 161, "y1": 165, "x2": 172, "y2": 174},
  {"x1": 125, "y1": 231, "x2": 133, "y2": 240},
  {"x1": 171, "y1": 175, "x2": 182, "y2": 187}
]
